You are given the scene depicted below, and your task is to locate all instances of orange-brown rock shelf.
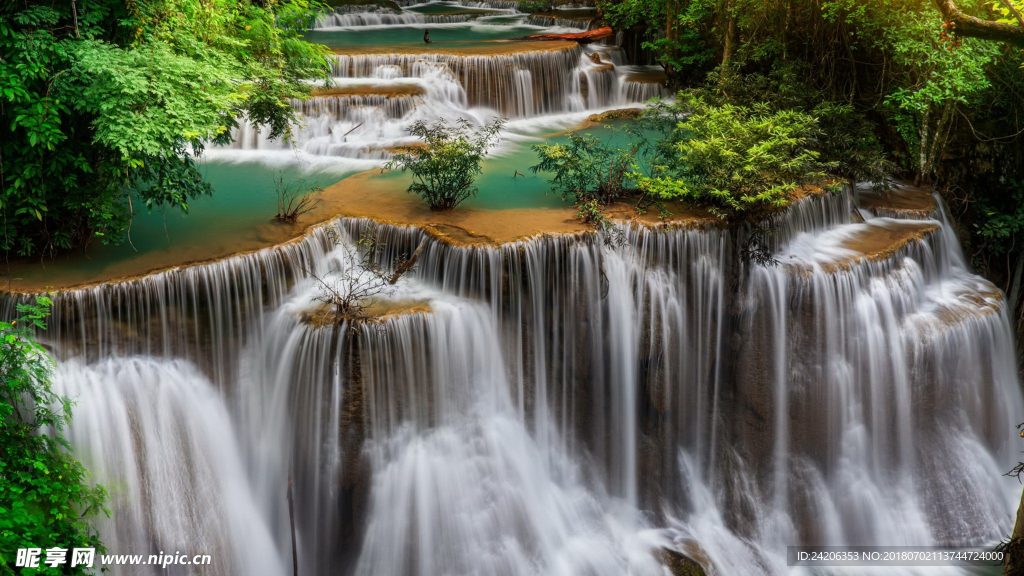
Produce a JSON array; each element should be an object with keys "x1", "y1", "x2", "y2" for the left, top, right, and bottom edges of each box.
[
  {"x1": 0, "y1": 169, "x2": 712, "y2": 293},
  {"x1": 858, "y1": 182, "x2": 937, "y2": 215},
  {"x1": 819, "y1": 220, "x2": 940, "y2": 273},
  {"x1": 312, "y1": 84, "x2": 426, "y2": 98}
]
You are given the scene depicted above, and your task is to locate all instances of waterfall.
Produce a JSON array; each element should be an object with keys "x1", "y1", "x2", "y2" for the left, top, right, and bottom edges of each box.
[
  {"x1": 228, "y1": 66, "x2": 470, "y2": 158},
  {"x1": 329, "y1": 46, "x2": 585, "y2": 117},
  {"x1": 316, "y1": 12, "x2": 427, "y2": 27},
  {"x1": 617, "y1": 64, "x2": 670, "y2": 103},
  {"x1": 622, "y1": 80, "x2": 668, "y2": 103},
  {"x1": 217, "y1": 7, "x2": 647, "y2": 160},
  {"x1": 353, "y1": 300, "x2": 664, "y2": 576},
  {"x1": 579, "y1": 58, "x2": 620, "y2": 108},
  {"x1": 53, "y1": 358, "x2": 285, "y2": 576},
  {"x1": 9, "y1": 189, "x2": 1022, "y2": 576},
  {"x1": 315, "y1": 12, "x2": 478, "y2": 27},
  {"x1": 524, "y1": 15, "x2": 591, "y2": 29}
]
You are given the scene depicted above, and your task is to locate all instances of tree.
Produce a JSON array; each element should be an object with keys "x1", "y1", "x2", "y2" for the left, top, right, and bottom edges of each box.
[
  {"x1": 0, "y1": 0, "x2": 331, "y2": 257},
  {"x1": 634, "y1": 94, "x2": 832, "y2": 224},
  {"x1": 0, "y1": 297, "x2": 107, "y2": 575},
  {"x1": 383, "y1": 118, "x2": 506, "y2": 210}
]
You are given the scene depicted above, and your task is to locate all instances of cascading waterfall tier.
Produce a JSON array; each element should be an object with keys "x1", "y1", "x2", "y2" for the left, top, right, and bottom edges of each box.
[
  {"x1": 221, "y1": 4, "x2": 655, "y2": 160},
  {"x1": 9, "y1": 188, "x2": 1022, "y2": 576},
  {"x1": 291, "y1": 93, "x2": 420, "y2": 122},
  {"x1": 524, "y1": 14, "x2": 592, "y2": 29},
  {"x1": 316, "y1": 11, "x2": 475, "y2": 27},
  {"x1": 17, "y1": 227, "x2": 336, "y2": 386},
  {"x1": 329, "y1": 44, "x2": 585, "y2": 117}
]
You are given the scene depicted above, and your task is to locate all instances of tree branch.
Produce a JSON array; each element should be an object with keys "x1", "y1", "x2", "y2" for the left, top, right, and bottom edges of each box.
[
  {"x1": 934, "y1": 0, "x2": 1024, "y2": 46},
  {"x1": 999, "y1": 0, "x2": 1024, "y2": 29}
]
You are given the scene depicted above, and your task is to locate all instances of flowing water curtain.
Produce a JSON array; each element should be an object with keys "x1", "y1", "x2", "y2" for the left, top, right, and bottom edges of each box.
[
  {"x1": 328, "y1": 48, "x2": 586, "y2": 117},
  {"x1": 19, "y1": 194, "x2": 1024, "y2": 575},
  {"x1": 52, "y1": 357, "x2": 285, "y2": 576},
  {"x1": 352, "y1": 299, "x2": 668, "y2": 576}
]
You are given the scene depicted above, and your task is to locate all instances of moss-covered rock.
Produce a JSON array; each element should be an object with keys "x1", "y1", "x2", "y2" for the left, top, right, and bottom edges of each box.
[
  {"x1": 658, "y1": 548, "x2": 707, "y2": 576},
  {"x1": 587, "y1": 108, "x2": 644, "y2": 123}
]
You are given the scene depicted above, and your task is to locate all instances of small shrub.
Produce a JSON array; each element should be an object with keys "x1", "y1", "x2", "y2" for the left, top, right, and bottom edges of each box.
[
  {"x1": 634, "y1": 94, "x2": 833, "y2": 225},
  {"x1": 530, "y1": 131, "x2": 637, "y2": 206},
  {"x1": 384, "y1": 118, "x2": 506, "y2": 211},
  {"x1": 274, "y1": 173, "x2": 324, "y2": 222}
]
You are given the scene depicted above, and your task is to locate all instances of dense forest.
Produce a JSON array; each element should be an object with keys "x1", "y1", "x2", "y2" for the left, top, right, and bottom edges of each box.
[
  {"x1": 0, "y1": 0, "x2": 330, "y2": 257},
  {"x1": 594, "y1": 0, "x2": 1024, "y2": 329}
]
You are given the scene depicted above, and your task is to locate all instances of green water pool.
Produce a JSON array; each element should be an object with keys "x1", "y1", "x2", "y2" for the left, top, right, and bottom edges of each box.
[{"x1": 2, "y1": 122, "x2": 642, "y2": 287}]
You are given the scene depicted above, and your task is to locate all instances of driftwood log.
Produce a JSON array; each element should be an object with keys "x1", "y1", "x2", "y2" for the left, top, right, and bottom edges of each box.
[{"x1": 510, "y1": 26, "x2": 614, "y2": 44}]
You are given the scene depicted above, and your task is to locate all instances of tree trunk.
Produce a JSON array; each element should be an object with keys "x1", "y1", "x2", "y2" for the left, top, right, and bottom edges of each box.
[
  {"x1": 926, "y1": 99, "x2": 955, "y2": 181},
  {"x1": 1008, "y1": 249, "x2": 1024, "y2": 324},
  {"x1": 1005, "y1": 487, "x2": 1024, "y2": 575},
  {"x1": 915, "y1": 107, "x2": 932, "y2": 186},
  {"x1": 666, "y1": 0, "x2": 678, "y2": 43},
  {"x1": 722, "y1": 1, "x2": 739, "y2": 64}
]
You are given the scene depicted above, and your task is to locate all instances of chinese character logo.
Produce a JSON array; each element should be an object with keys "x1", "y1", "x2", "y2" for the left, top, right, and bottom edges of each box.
[
  {"x1": 14, "y1": 547, "x2": 94, "y2": 568},
  {"x1": 15, "y1": 548, "x2": 41, "y2": 568},
  {"x1": 71, "y1": 548, "x2": 96, "y2": 567}
]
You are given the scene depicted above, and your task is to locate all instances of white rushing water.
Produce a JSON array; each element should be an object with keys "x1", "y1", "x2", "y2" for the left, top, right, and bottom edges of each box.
[
  {"x1": 53, "y1": 358, "x2": 285, "y2": 576},
  {"x1": 27, "y1": 187, "x2": 1022, "y2": 575}
]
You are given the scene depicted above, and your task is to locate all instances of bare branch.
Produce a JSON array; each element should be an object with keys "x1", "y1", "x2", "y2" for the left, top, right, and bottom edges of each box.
[
  {"x1": 302, "y1": 225, "x2": 423, "y2": 327},
  {"x1": 389, "y1": 241, "x2": 425, "y2": 284},
  {"x1": 275, "y1": 172, "x2": 323, "y2": 222}
]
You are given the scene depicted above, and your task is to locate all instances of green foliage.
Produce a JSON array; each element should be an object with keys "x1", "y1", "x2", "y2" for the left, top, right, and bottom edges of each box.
[
  {"x1": 0, "y1": 298, "x2": 107, "y2": 575},
  {"x1": 811, "y1": 101, "x2": 895, "y2": 186},
  {"x1": 530, "y1": 131, "x2": 637, "y2": 206},
  {"x1": 972, "y1": 181, "x2": 1024, "y2": 257},
  {"x1": 383, "y1": 118, "x2": 506, "y2": 210},
  {"x1": 519, "y1": 0, "x2": 555, "y2": 13},
  {"x1": 635, "y1": 94, "x2": 833, "y2": 223},
  {"x1": 598, "y1": 0, "x2": 717, "y2": 79},
  {"x1": 682, "y1": 66, "x2": 894, "y2": 186},
  {"x1": 0, "y1": 0, "x2": 331, "y2": 257}
]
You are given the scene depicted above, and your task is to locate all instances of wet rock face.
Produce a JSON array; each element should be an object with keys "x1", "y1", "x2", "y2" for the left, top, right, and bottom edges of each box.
[{"x1": 658, "y1": 549, "x2": 707, "y2": 576}]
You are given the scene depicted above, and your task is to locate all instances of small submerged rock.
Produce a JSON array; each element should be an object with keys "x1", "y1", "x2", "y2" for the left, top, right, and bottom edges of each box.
[{"x1": 657, "y1": 547, "x2": 707, "y2": 576}]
